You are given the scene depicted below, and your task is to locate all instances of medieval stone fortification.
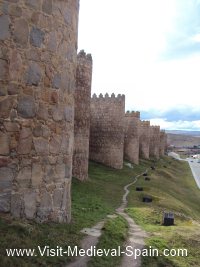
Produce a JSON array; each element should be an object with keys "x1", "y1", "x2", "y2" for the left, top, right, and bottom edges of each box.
[
  {"x1": 90, "y1": 93, "x2": 125, "y2": 169},
  {"x1": 139, "y1": 121, "x2": 150, "y2": 159},
  {"x1": 73, "y1": 50, "x2": 92, "y2": 181},
  {"x1": 124, "y1": 111, "x2": 140, "y2": 164},
  {"x1": 0, "y1": 0, "x2": 79, "y2": 222},
  {"x1": 0, "y1": 0, "x2": 167, "y2": 223},
  {"x1": 149, "y1": 126, "x2": 161, "y2": 159},
  {"x1": 159, "y1": 130, "x2": 167, "y2": 156}
]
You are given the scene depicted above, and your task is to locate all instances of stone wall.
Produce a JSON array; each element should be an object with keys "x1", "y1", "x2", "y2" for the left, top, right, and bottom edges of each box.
[
  {"x1": 73, "y1": 50, "x2": 92, "y2": 181},
  {"x1": 139, "y1": 121, "x2": 150, "y2": 159},
  {"x1": 159, "y1": 130, "x2": 167, "y2": 156},
  {"x1": 0, "y1": 0, "x2": 79, "y2": 222},
  {"x1": 90, "y1": 93, "x2": 125, "y2": 169},
  {"x1": 149, "y1": 126, "x2": 160, "y2": 159},
  {"x1": 124, "y1": 111, "x2": 140, "y2": 164}
]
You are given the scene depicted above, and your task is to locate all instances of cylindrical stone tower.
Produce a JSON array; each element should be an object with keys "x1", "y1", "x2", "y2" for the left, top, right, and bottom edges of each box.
[
  {"x1": 149, "y1": 126, "x2": 160, "y2": 159},
  {"x1": 0, "y1": 0, "x2": 79, "y2": 222},
  {"x1": 159, "y1": 130, "x2": 167, "y2": 156},
  {"x1": 90, "y1": 93, "x2": 125, "y2": 169},
  {"x1": 124, "y1": 111, "x2": 140, "y2": 164},
  {"x1": 73, "y1": 50, "x2": 93, "y2": 181},
  {"x1": 139, "y1": 120, "x2": 150, "y2": 159}
]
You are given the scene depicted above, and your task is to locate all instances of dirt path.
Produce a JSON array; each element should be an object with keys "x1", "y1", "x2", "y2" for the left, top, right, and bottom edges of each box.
[
  {"x1": 116, "y1": 171, "x2": 148, "y2": 267},
  {"x1": 66, "y1": 170, "x2": 148, "y2": 267}
]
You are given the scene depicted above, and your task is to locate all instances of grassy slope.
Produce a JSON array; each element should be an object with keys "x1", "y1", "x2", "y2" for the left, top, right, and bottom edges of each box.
[
  {"x1": 1, "y1": 158, "x2": 199, "y2": 267},
  {"x1": 127, "y1": 157, "x2": 200, "y2": 267},
  {"x1": 0, "y1": 161, "x2": 147, "y2": 267}
]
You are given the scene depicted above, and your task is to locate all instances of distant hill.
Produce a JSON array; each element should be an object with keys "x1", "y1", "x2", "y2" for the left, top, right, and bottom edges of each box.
[
  {"x1": 167, "y1": 133, "x2": 200, "y2": 147},
  {"x1": 166, "y1": 130, "x2": 200, "y2": 137}
]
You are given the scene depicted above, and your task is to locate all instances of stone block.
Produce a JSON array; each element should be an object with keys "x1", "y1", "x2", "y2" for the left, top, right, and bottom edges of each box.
[
  {"x1": 16, "y1": 167, "x2": 31, "y2": 187},
  {"x1": 0, "y1": 192, "x2": 11, "y2": 212},
  {"x1": 0, "y1": 132, "x2": 9, "y2": 155},
  {"x1": 13, "y1": 19, "x2": 29, "y2": 47},
  {"x1": 33, "y1": 137, "x2": 49, "y2": 155},
  {"x1": 0, "y1": 15, "x2": 10, "y2": 40},
  {"x1": 55, "y1": 163, "x2": 65, "y2": 181},
  {"x1": 25, "y1": 0, "x2": 41, "y2": 10},
  {"x1": 37, "y1": 103, "x2": 48, "y2": 120},
  {"x1": 24, "y1": 191, "x2": 36, "y2": 219},
  {"x1": 0, "y1": 157, "x2": 11, "y2": 167},
  {"x1": 8, "y1": 5, "x2": 22, "y2": 17},
  {"x1": 4, "y1": 122, "x2": 19, "y2": 132},
  {"x1": 37, "y1": 191, "x2": 52, "y2": 221},
  {"x1": 33, "y1": 125, "x2": 43, "y2": 137},
  {"x1": 24, "y1": 62, "x2": 42, "y2": 86},
  {"x1": 44, "y1": 164, "x2": 55, "y2": 183},
  {"x1": 8, "y1": 83, "x2": 20, "y2": 95},
  {"x1": 52, "y1": 106, "x2": 63, "y2": 121},
  {"x1": 11, "y1": 193, "x2": 22, "y2": 218},
  {"x1": 0, "y1": 84, "x2": 7, "y2": 96},
  {"x1": 0, "y1": 97, "x2": 13, "y2": 118},
  {"x1": 49, "y1": 134, "x2": 62, "y2": 154},
  {"x1": 64, "y1": 107, "x2": 73, "y2": 122},
  {"x1": 32, "y1": 163, "x2": 43, "y2": 187},
  {"x1": 30, "y1": 27, "x2": 45, "y2": 48},
  {"x1": 60, "y1": 135, "x2": 69, "y2": 154},
  {"x1": 52, "y1": 73, "x2": 61, "y2": 89},
  {"x1": 42, "y1": 0, "x2": 52, "y2": 15},
  {"x1": 9, "y1": 50, "x2": 22, "y2": 81},
  {"x1": 47, "y1": 31, "x2": 57, "y2": 52},
  {"x1": 0, "y1": 58, "x2": 8, "y2": 80},
  {"x1": 17, "y1": 95, "x2": 36, "y2": 118},
  {"x1": 0, "y1": 167, "x2": 13, "y2": 190},
  {"x1": 17, "y1": 128, "x2": 33, "y2": 154},
  {"x1": 53, "y1": 189, "x2": 63, "y2": 208}
]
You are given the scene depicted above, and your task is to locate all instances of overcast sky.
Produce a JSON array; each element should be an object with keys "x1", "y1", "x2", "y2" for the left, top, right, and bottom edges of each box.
[{"x1": 78, "y1": 0, "x2": 200, "y2": 131}]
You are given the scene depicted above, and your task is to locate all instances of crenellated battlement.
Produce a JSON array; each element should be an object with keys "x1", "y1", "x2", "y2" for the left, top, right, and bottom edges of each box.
[
  {"x1": 91, "y1": 93, "x2": 125, "y2": 102},
  {"x1": 140, "y1": 120, "x2": 150, "y2": 127},
  {"x1": 150, "y1": 125, "x2": 160, "y2": 132},
  {"x1": 125, "y1": 111, "x2": 140, "y2": 118},
  {"x1": 160, "y1": 130, "x2": 166, "y2": 134},
  {"x1": 77, "y1": 49, "x2": 93, "y2": 61}
]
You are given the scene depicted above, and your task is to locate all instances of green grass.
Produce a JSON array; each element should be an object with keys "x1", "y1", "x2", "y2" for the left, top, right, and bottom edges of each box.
[
  {"x1": 126, "y1": 156, "x2": 200, "y2": 267},
  {"x1": 0, "y1": 161, "x2": 147, "y2": 267},
  {"x1": 1, "y1": 157, "x2": 199, "y2": 267}
]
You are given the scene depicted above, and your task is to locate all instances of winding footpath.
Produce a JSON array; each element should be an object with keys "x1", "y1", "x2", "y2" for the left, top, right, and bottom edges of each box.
[
  {"x1": 117, "y1": 171, "x2": 148, "y2": 267},
  {"x1": 66, "y1": 170, "x2": 148, "y2": 267}
]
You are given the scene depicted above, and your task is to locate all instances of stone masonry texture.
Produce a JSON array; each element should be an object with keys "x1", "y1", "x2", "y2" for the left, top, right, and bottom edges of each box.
[
  {"x1": 139, "y1": 121, "x2": 150, "y2": 159},
  {"x1": 90, "y1": 93, "x2": 125, "y2": 169},
  {"x1": 159, "y1": 130, "x2": 167, "y2": 156},
  {"x1": 0, "y1": 0, "x2": 80, "y2": 223},
  {"x1": 73, "y1": 50, "x2": 92, "y2": 181},
  {"x1": 149, "y1": 126, "x2": 160, "y2": 159},
  {"x1": 124, "y1": 111, "x2": 140, "y2": 164}
]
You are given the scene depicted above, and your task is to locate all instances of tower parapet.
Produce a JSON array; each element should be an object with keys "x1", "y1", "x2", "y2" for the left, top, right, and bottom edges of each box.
[
  {"x1": 90, "y1": 93, "x2": 125, "y2": 169},
  {"x1": 92, "y1": 93, "x2": 125, "y2": 103},
  {"x1": 125, "y1": 111, "x2": 140, "y2": 118},
  {"x1": 73, "y1": 50, "x2": 93, "y2": 181}
]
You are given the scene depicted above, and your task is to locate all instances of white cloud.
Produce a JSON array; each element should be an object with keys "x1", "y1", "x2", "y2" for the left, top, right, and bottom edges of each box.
[
  {"x1": 78, "y1": 0, "x2": 200, "y2": 130},
  {"x1": 150, "y1": 118, "x2": 200, "y2": 131}
]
